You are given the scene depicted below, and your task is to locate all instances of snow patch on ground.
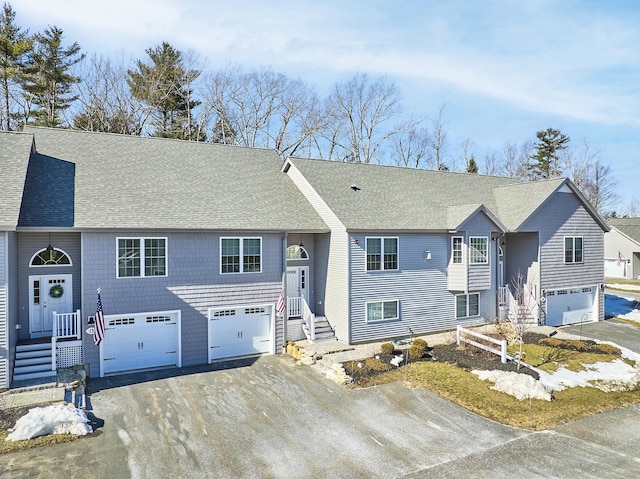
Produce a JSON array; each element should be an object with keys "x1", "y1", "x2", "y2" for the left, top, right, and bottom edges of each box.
[
  {"x1": 5, "y1": 405, "x2": 92, "y2": 441},
  {"x1": 473, "y1": 370, "x2": 553, "y2": 401}
]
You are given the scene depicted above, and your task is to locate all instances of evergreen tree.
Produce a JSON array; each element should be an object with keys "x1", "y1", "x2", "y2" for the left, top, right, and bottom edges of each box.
[
  {"x1": 528, "y1": 128, "x2": 569, "y2": 180},
  {"x1": 466, "y1": 155, "x2": 478, "y2": 173},
  {"x1": 0, "y1": 2, "x2": 31, "y2": 130},
  {"x1": 20, "y1": 26, "x2": 84, "y2": 127},
  {"x1": 127, "y1": 42, "x2": 202, "y2": 140}
]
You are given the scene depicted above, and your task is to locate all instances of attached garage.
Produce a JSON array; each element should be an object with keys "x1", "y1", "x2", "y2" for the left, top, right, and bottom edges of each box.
[
  {"x1": 545, "y1": 286, "x2": 597, "y2": 326},
  {"x1": 102, "y1": 310, "x2": 181, "y2": 375},
  {"x1": 208, "y1": 304, "x2": 274, "y2": 362}
]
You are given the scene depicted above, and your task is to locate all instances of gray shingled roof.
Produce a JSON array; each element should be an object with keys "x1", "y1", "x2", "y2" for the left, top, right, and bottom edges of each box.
[
  {"x1": 609, "y1": 218, "x2": 640, "y2": 244},
  {"x1": 0, "y1": 132, "x2": 33, "y2": 229},
  {"x1": 287, "y1": 157, "x2": 569, "y2": 231},
  {"x1": 19, "y1": 127, "x2": 328, "y2": 231}
]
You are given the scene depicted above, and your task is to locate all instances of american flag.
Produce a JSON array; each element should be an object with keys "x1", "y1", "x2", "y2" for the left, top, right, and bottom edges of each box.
[
  {"x1": 276, "y1": 290, "x2": 286, "y2": 316},
  {"x1": 617, "y1": 250, "x2": 623, "y2": 267},
  {"x1": 93, "y1": 293, "x2": 105, "y2": 346}
]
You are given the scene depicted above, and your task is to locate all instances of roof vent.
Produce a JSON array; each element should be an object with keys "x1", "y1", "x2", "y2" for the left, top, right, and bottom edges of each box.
[{"x1": 351, "y1": 184, "x2": 361, "y2": 191}]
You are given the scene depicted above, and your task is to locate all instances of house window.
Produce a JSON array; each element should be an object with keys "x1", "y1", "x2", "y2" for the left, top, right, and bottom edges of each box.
[
  {"x1": 221, "y1": 237, "x2": 262, "y2": 273},
  {"x1": 366, "y1": 300, "x2": 399, "y2": 322},
  {"x1": 469, "y1": 237, "x2": 488, "y2": 264},
  {"x1": 366, "y1": 237, "x2": 398, "y2": 271},
  {"x1": 117, "y1": 238, "x2": 167, "y2": 278},
  {"x1": 286, "y1": 244, "x2": 308, "y2": 260},
  {"x1": 452, "y1": 237, "x2": 463, "y2": 264},
  {"x1": 30, "y1": 248, "x2": 72, "y2": 266},
  {"x1": 456, "y1": 293, "x2": 479, "y2": 318},
  {"x1": 564, "y1": 237, "x2": 583, "y2": 263}
]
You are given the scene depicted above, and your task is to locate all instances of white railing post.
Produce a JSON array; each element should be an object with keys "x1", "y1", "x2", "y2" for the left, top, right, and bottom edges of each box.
[
  {"x1": 500, "y1": 339, "x2": 507, "y2": 364},
  {"x1": 75, "y1": 309, "x2": 81, "y2": 339},
  {"x1": 456, "y1": 324, "x2": 461, "y2": 345},
  {"x1": 51, "y1": 310, "x2": 57, "y2": 371}
]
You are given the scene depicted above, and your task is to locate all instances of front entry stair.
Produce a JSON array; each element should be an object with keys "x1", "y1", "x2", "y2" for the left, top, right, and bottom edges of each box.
[
  {"x1": 303, "y1": 316, "x2": 336, "y2": 343},
  {"x1": 13, "y1": 341, "x2": 56, "y2": 383}
]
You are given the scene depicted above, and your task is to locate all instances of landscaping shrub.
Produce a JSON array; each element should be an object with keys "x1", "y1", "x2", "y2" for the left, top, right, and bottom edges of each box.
[
  {"x1": 409, "y1": 339, "x2": 428, "y2": 359},
  {"x1": 380, "y1": 342, "x2": 395, "y2": 355}
]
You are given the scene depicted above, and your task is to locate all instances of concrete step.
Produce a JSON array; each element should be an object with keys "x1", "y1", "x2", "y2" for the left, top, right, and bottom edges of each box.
[
  {"x1": 14, "y1": 362, "x2": 53, "y2": 375},
  {"x1": 16, "y1": 342, "x2": 51, "y2": 353},
  {"x1": 15, "y1": 356, "x2": 53, "y2": 367},
  {"x1": 16, "y1": 348, "x2": 52, "y2": 360},
  {"x1": 12, "y1": 370, "x2": 57, "y2": 382}
]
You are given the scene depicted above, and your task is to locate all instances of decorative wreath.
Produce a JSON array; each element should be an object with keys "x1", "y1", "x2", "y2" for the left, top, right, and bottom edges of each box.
[{"x1": 49, "y1": 284, "x2": 64, "y2": 299}]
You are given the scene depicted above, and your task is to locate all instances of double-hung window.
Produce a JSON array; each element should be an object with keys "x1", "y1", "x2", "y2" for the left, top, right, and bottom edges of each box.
[
  {"x1": 366, "y1": 237, "x2": 398, "y2": 271},
  {"x1": 221, "y1": 237, "x2": 262, "y2": 273},
  {"x1": 366, "y1": 300, "x2": 399, "y2": 322},
  {"x1": 452, "y1": 236, "x2": 463, "y2": 264},
  {"x1": 469, "y1": 236, "x2": 488, "y2": 264},
  {"x1": 564, "y1": 237, "x2": 583, "y2": 263},
  {"x1": 117, "y1": 237, "x2": 167, "y2": 278},
  {"x1": 455, "y1": 293, "x2": 479, "y2": 318}
]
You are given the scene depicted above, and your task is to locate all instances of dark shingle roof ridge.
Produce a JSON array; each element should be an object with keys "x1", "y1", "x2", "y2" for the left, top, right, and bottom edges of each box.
[
  {"x1": 288, "y1": 156, "x2": 523, "y2": 183},
  {"x1": 23, "y1": 126, "x2": 280, "y2": 154}
]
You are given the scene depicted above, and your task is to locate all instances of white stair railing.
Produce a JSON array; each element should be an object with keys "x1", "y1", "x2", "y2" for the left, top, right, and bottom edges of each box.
[
  {"x1": 51, "y1": 309, "x2": 82, "y2": 370},
  {"x1": 287, "y1": 297, "x2": 302, "y2": 318},
  {"x1": 301, "y1": 298, "x2": 316, "y2": 342}
]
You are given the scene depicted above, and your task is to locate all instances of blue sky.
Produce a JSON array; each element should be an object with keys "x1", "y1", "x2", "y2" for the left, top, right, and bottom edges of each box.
[{"x1": 15, "y1": 0, "x2": 640, "y2": 213}]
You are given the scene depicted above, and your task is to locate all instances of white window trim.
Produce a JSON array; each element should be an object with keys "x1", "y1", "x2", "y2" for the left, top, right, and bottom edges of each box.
[
  {"x1": 469, "y1": 236, "x2": 489, "y2": 265},
  {"x1": 564, "y1": 236, "x2": 584, "y2": 264},
  {"x1": 116, "y1": 237, "x2": 168, "y2": 278},
  {"x1": 365, "y1": 299, "x2": 400, "y2": 322},
  {"x1": 220, "y1": 237, "x2": 263, "y2": 274},
  {"x1": 29, "y1": 247, "x2": 73, "y2": 267},
  {"x1": 451, "y1": 236, "x2": 463, "y2": 264},
  {"x1": 286, "y1": 244, "x2": 309, "y2": 261},
  {"x1": 455, "y1": 292, "x2": 480, "y2": 318},
  {"x1": 365, "y1": 236, "x2": 399, "y2": 271}
]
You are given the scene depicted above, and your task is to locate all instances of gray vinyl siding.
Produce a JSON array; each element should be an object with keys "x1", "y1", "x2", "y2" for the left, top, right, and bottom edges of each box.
[
  {"x1": 523, "y1": 192, "x2": 604, "y2": 291},
  {"x1": 81, "y1": 232, "x2": 284, "y2": 377},
  {"x1": 17, "y1": 232, "x2": 81, "y2": 338},
  {"x1": 504, "y1": 232, "x2": 539, "y2": 289},
  {"x1": 313, "y1": 233, "x2": 330, "y2": 317},
  {"x1": 0, "y1": 232, "x2": 7, "y2": 389},
  {"x1": 285, "y1": 163, "x2": 349, "y2": 341},
  {"x1": 349, "y1": 233, "x2": 488, "y2": 343},
  {"x1": 463, "y1": 212, "x2": 495, "y2": 291}
]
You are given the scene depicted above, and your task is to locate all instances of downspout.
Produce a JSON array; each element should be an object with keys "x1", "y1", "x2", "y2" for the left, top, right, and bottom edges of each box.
[{"x1": 281, "y1": 232, "x2": 288, "y2": 351}]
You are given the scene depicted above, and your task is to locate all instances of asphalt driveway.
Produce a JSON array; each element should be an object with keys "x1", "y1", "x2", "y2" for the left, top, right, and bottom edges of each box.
[{"x1": 2, "y1": 353, "x2": 640, "y2": 478}]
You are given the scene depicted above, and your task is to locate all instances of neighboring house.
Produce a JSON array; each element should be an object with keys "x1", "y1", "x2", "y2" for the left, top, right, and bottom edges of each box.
[
  {"x1": 0, "y1": 127, "x2": 609, "y2": 388},
  {"x1": 604, "y1": 218, "x2": 640, "y2": 280}
]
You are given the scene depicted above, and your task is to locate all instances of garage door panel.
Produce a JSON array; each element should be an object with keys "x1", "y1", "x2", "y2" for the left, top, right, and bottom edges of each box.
[
  {"x1": 209, "y1": 305, "x2": 273, "y2": 362},
  {"x1": 546, "y1": 287, "x2": 595, "y2": 326},
  {"x1": 102, "y1": 311, "x2": 180, "y2": 375}
]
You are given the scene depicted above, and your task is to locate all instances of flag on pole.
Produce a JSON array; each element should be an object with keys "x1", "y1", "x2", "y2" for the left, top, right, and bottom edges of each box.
[
  {"x1": 93, "y1": 292, "x2": 105, "y2": 346},
  {"x1": 617, "y1": 250, "x2": 623, "y2": 267},
  {"x1": 276, "y1": 290, "x2": 286, "y2": 317}
]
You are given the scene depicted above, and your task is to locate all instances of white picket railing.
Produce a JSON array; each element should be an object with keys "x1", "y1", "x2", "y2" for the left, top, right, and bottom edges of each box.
[
  {"x1": 287, "y1": 297, "x2": 302, "y2": 318},
  {"x1": 456, "y1": 325, "x2": 508, "y2": 363},
  {"x1": 51, "y1": 309, "x2": 82, "y2": 371}
]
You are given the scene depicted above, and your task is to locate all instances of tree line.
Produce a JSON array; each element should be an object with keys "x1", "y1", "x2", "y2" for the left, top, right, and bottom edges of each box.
[{"x1": 0, "y1": 3, "x2": 619, "y2": 215}]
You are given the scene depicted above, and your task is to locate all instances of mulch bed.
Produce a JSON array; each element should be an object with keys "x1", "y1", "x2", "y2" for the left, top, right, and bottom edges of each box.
[{"x1": 344, "y1": 331, "x2": 546, "y2": 385}]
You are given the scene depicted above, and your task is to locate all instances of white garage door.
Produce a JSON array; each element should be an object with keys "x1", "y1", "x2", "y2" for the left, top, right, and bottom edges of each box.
[
  {"x1": 102, "y1": 310, "x2": 180, "y2": 375},
  {"x1": 604, "y1": 259, "x2": 626, "y2": 278},
  {"x1": 545, "y1": 287, "x2": 595, "y2": 326},
  {"x1": 208, "y1": 304, "x2": 273, "y2": 362}
]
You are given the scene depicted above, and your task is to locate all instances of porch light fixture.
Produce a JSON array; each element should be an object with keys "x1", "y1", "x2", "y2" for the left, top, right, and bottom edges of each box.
[
  {"x1": 424, "y1": 250, "x2": 431, "y2": 260},
  {"x1": 46, "y1": 232, "x2": 53, "y2": 253}
]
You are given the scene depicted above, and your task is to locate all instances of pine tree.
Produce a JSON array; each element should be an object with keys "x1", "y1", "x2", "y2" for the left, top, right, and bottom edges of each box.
[
  {"x1": 466, "y1": 155, "x2": 478, "y2": 174},
  {"x1": 0, "y1": 2, "x2": 32, "y2": 130},
  {"x1": 20, "y1": 26, "x2": 84, "y2": 127},
  {"x1": 127, "y1": 42, "x2": 202, "y2": 140},
  {"x1": 528, "y1": 128, "x2": 569, "y2": 180}
]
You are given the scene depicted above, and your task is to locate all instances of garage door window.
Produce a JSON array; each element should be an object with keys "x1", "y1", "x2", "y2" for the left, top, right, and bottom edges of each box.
[
  {"x1": 221, "y1": 237, "x2": 262, "y2": 273},
  {"x1": 117, "y1": 238, "x2": 167, "y2": 278},
  {"x1": 564, "y1": 236, "x2": 583, "y2": 263}
]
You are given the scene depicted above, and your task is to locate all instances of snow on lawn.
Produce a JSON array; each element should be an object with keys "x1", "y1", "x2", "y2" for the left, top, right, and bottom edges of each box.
[
  {"x1": 473, "y1": 293, "x2": 640, "y2": 401},
  {"x1": 5, "y1": 405, "x2": 92, "y2": 441}
]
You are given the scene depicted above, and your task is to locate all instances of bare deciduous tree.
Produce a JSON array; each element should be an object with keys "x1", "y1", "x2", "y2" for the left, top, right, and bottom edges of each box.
[
  {"x1": 506, "y1": 270, "x2": 540, "y2": 369},
  {"x1": 390, "y1": 122, "x2": 429, "y2": 168},
  {"x1": 322, "y1": 73, "x2": 403, "y2": 163}
]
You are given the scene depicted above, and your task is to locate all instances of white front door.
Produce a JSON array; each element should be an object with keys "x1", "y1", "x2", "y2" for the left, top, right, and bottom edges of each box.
[
  {"x1": 286, "y1": 266, "x2": 309, "y2": 316},
  {"x1": 29, "y1": 274, "x2": 73, "y2": 337}
]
